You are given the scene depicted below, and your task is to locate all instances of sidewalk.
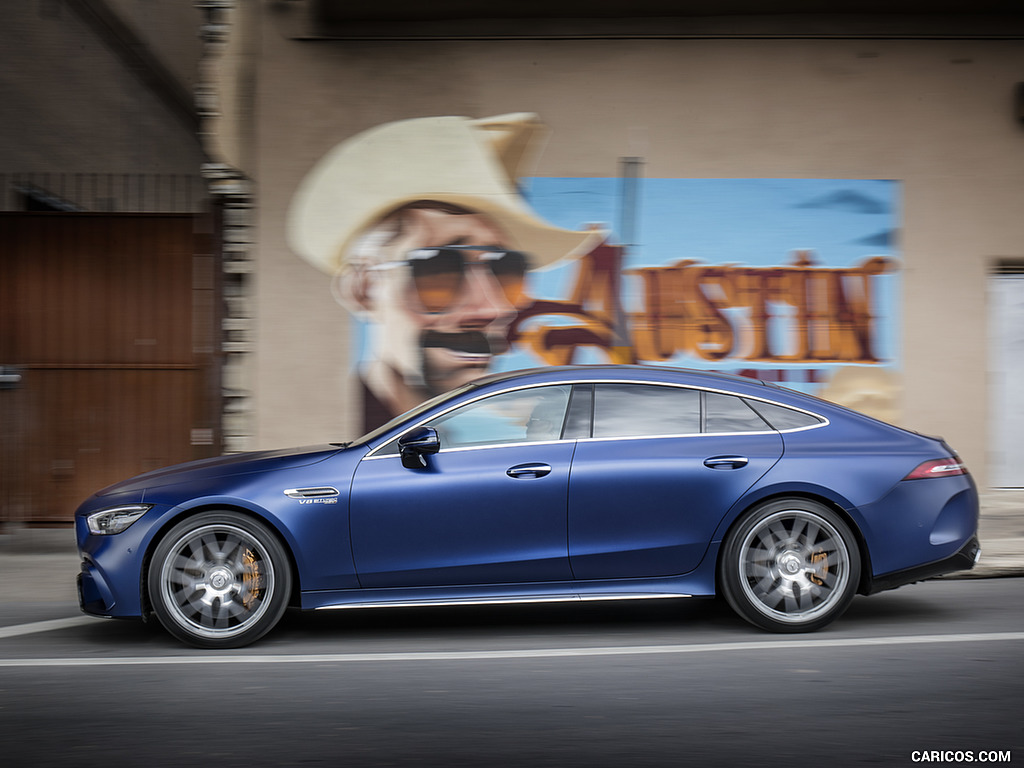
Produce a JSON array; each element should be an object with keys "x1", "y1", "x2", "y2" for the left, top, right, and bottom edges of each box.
[
  {"x1": 1, "y1": 491, "x2": 1021, "y2": 605},
  {"x1": 968, "y1": 489, "x2": 1024, "y2": 578}
]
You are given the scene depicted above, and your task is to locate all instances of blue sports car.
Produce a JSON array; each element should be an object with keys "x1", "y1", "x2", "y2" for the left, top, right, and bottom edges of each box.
[{"x1": 75, "y1": 366, "x2": 979, "y2": 648}]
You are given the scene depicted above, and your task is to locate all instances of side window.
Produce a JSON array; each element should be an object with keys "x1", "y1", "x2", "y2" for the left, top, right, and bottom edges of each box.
[
  {"x1": 704, "y1": 392, "x2": 771, "y2": 433},
  {"x1": 425, "y1": 385, "x2": 573, "y2": 449},
  {"x1": 746, "y1": 399, "x2": 824, "y2": 431},
  {"x1": 593, "y1": 384, "x2": 700, "y2": 438}
]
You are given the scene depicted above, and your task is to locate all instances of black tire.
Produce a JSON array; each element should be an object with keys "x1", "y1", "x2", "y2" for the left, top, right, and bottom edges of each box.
[
  {"x1": 147, "y1": 511, "x2": 292, "y2": 648},
  {"x1": 720, "y1": 498, "x2": 861, "y2": 633}
]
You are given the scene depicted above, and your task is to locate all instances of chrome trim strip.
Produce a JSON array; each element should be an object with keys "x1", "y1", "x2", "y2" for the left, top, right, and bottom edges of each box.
[
  {"x1": 362, "y1": 424, "x2": 820, "y2": 460},
  {"x1": 315, "y1": 593, "x2": 692, "y2": 611}
]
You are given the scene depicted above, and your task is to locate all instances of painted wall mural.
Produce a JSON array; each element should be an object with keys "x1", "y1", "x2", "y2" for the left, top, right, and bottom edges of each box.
[{"x1": 288, "y1": 114, "x2": 900, "y2": 433}]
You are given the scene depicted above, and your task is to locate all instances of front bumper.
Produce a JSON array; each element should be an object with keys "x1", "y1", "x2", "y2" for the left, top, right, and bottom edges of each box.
[
  {"x1": 78, "y1": 560, "x2": 119, "y2": 616},
  {"x1": 866, "y1": 535, "x2": 981, "y2": 595}
]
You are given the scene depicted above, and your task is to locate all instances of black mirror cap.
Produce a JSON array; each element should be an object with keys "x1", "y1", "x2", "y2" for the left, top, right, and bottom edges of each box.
[{"x1": 398, "y1": 426, "x2": 440, "y2": 453}]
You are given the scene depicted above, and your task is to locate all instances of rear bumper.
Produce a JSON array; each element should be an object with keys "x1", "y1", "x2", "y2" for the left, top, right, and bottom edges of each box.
[{"x1": 865, "y1": 536, "x2": 981, "y2": 595}]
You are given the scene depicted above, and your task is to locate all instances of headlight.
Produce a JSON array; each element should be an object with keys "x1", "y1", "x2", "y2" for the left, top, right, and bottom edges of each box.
[{"x1": 87, "y1": 504, "x2": 152, "y2": 535}]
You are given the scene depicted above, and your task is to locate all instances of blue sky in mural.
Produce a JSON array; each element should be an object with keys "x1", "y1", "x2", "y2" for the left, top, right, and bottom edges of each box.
[{"x1": 524, "y1": 177, "x2": 898, "y2": 276}]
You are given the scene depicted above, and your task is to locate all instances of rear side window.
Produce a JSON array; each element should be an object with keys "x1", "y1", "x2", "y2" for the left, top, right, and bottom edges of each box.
[
  {"x1": 746, "y1": 399, "x2": 824, "y2": 431},
  {"x1": 593, "y1": 384, "x2": 700, "y2": 438},
  {"x1": 704, "y1": 392, "x2": 770, "y2": 433}
]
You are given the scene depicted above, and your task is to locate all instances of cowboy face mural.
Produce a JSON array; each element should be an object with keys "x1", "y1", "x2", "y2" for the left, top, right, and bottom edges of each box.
[
  {"x1": 337, "y1": 203, "x2": 525, "y2": 406},
  {"x1": 288, "y1": 114, "x2": 600, "y2": 429}
]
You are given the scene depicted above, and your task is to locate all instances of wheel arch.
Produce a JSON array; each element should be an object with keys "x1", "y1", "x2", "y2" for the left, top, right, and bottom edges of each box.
[
  {"x1": 139, "y1": 502, "x2": 302, "y2": 619},
  {"x1": 714, "y1": 490, "x2": 874, "y2": 597}
]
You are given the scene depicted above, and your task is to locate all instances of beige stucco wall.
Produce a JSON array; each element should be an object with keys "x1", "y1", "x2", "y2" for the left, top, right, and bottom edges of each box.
[{"x1": 223, "y1": 8, "x2": 1024, "y2": 486}]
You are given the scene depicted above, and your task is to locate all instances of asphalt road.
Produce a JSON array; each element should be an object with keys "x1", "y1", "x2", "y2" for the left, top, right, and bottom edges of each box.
[{"x1": 1, "y1": 578, "x2": 1021, "y2": 768}]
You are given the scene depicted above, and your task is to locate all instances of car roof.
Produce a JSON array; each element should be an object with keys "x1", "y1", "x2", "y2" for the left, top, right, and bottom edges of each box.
[
  {"x1": 468, "y1": 364, "x2": 771, "y2": 393},
  {"x1": 464, "y1": 364, "x2": 859, "y2": 418}
]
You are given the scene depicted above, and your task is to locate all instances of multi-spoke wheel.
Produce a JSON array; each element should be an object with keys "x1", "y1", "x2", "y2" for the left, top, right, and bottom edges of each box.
[
  {"x1": 720, "y1": 499, "x2": 861, "y2": 633},
  {"x1": 148, "y1": 511, "x2": 291, "y2": 648}
]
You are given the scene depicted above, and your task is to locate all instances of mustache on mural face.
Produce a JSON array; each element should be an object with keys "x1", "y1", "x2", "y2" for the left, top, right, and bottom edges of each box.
[{"x1": 420, "y1": 330, "x2": 508, "y2": 357}]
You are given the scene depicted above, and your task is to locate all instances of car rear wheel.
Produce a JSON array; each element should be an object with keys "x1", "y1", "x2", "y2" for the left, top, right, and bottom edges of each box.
[
  {"x1": 720, "y1": 499, "x2": 861, "y2": 633},
  {"x1": 148, "y1": 511, "x2": 292, "y2": 648}
]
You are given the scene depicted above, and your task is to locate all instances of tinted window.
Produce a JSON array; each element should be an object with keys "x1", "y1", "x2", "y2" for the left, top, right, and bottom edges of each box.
[
  {"x1": 425, "y1": 385, "x2": 572, "y2": 449},
  {"x1": 593, "y1": 384, "x2": 700, "y2": 438},
  {"x1": 705, "y1": 392, "x2": 770, "y2": 433},
  {"x1": 746, "y1": 399, "x2": 823, "y2": 431}
]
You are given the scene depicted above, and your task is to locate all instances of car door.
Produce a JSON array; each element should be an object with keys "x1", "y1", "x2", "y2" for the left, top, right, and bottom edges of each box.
[
  {"x1": 568, "y1": 383, "x2": 784, "y2": 580},
  {"x1": 350, "y1": 384, "x2": 576, "y2": 588}
]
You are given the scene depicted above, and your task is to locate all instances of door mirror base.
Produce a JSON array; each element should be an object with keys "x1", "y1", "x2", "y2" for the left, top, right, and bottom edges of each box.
[{"x1": 398, "y1": 427, "x2": 440, "y2": 469}]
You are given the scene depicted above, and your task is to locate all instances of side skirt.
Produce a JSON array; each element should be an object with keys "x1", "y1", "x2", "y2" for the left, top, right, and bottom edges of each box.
[{"x1": 312, "y1": 592, "x2": 693, "y2": 611}]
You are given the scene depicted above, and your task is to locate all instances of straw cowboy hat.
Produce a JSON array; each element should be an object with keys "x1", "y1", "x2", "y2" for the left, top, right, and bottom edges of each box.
[{"x1": 288, "y1": 113, "x2": 602, "y2": 274}]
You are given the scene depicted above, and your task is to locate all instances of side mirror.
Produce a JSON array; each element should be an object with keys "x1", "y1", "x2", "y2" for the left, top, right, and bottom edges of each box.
[{"x1": 398, "y1": 426, "x2": 440, "y2": 469}]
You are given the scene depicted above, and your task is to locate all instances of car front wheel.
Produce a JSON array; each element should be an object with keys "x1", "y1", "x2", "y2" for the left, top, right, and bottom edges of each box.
[
  {"x1": 148, "y1": 511, "x2": 292, "y2": 648},
  {"x1": 720, "y1": 499, "x2": 861, "y2": 633}
]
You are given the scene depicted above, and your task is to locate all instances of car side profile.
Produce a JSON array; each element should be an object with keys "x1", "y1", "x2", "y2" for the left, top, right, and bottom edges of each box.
[{"x1": 75, "y1": 366, "x2": 980, "y2": 648}]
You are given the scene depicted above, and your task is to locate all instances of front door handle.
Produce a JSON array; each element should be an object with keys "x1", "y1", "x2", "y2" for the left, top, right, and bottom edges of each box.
[
  {"x1": 703, "y1": 456, "x2": 749, "y2": 470},
  {"x1": 507, "y1": 463, "x2": 552, "y2": 479}
]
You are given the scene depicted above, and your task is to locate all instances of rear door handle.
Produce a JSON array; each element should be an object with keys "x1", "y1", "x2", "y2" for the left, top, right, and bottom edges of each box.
[
  {"x1": 507, "y1": 463, "x2": 552, "y2": 479},
  {"x1": 703, "y1": 456, "x2": 749, "y2": 470}
]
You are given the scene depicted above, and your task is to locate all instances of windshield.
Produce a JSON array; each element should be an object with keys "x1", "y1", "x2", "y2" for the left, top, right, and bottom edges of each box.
[{"x1": 347, "y1": 381, "x2": 480, "y2": 448}]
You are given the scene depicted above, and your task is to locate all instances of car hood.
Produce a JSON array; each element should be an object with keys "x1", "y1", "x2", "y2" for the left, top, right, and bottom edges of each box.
[{"x1": 95, "y1": 444, "x2": 349, "y2": 497}]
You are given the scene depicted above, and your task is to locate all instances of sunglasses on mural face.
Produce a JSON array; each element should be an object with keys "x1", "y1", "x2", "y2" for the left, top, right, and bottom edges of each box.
[{"x1": 403, "y1": 245, "x2": 530, "y2": 312}]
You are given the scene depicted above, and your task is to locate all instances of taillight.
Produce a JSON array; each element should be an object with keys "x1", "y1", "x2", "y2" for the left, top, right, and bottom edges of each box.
[{"x1": 904, "y1": 457, "x2": 968, "y2": 480}]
